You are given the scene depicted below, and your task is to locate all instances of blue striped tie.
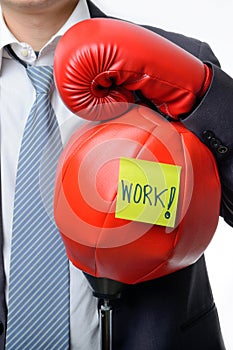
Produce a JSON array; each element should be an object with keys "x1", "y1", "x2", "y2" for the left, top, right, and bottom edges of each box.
[{"x1": 5, "y1": 66, "x2": 70, "y2": 350}]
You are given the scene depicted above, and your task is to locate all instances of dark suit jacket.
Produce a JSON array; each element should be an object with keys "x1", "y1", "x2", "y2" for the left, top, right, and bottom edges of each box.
[{"x1": 0, "y1": 1, "x2": 232, "y2": 349}]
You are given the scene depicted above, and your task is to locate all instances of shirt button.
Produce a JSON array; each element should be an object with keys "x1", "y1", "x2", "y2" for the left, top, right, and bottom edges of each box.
[{"x1": 20, "y1": 48, "x2": 29, "y2": 57}]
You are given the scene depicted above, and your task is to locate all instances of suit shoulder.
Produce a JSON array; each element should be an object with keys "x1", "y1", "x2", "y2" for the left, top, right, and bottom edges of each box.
[{"x1": 141, "y1": 24, "x2": 220, "y2": 66}]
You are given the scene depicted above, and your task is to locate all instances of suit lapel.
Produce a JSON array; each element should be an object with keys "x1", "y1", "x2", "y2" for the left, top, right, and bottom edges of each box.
[{"x1": 87, "y1": 0, "x2": 108, "y2": 18}]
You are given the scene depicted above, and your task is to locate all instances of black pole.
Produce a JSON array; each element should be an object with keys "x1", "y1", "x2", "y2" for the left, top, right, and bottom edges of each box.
[{"x1": 100, "y1": 299, "x2": 112, "y2": 350}]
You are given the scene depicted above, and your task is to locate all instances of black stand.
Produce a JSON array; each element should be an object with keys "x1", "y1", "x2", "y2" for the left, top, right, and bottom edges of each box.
[
  {"x1": 100, "y1": 299, "x2": 112, "y2": 350},
  {"x1": 83, "y1": 273, "x2": 125, "y2": 350}
]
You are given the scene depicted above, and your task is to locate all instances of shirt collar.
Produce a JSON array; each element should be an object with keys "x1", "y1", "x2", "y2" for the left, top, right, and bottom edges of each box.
[{"x1": 0, "y1": 0, "x2": 90, "y2": 70}]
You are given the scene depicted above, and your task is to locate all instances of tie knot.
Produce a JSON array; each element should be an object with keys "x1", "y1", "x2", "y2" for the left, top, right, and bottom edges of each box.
[{"x1": 26, "y1": 66, "x2": 54, "y2": 94}]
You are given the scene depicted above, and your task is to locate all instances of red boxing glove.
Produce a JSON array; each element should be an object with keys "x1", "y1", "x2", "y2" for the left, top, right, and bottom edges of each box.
[{"x1": 54, "y1": 18, "x2": 212, "y2": 121}]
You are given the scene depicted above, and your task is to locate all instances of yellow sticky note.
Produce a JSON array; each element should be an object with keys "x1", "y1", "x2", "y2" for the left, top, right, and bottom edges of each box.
[{"x1": 115, "y1": 157, "x2": 182, "y2": 228}]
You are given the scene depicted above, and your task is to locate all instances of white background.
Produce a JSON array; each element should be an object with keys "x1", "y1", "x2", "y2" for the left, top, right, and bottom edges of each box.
[{"x1": 94, "y1": 1, "x2": 233, "y2": 348}]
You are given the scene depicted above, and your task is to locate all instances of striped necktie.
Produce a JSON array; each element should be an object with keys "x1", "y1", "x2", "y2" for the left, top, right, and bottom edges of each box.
[{"x1": 5, "y1": 66, "x2": 70, "y2": 350}]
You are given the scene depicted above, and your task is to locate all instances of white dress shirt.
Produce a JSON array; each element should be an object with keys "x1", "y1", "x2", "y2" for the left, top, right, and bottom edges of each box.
[{"x1": 0, "y1": 1, "x2": 100, "y2": 349}]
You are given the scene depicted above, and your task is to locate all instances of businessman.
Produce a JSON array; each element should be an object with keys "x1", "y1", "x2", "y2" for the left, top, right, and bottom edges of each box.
[{"x1": 0, "y1": 0, "x2": 232, "y2": 349}]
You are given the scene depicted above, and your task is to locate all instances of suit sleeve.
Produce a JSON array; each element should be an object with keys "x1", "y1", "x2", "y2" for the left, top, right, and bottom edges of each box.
[{"x1": 182, "y1": 42, "x2": 233, "y2": 227}]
